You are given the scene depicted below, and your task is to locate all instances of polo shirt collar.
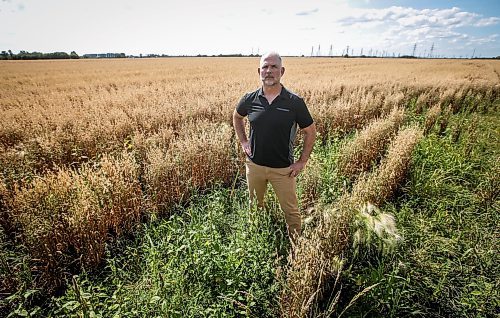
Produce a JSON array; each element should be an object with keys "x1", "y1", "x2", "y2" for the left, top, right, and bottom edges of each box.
[{"x1": 258, "y1": 85, "x2": 290, "y2": 100}]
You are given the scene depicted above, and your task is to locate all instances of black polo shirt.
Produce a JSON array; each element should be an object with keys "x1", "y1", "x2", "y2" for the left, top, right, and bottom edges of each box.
[{"x1": 236, "y1": 86, "x2": 314, "y2": 168}]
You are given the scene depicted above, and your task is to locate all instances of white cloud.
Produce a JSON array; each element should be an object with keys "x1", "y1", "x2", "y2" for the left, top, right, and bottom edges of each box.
[
  {"x1": 333, "y1": 5, "x2": 499, "y2": 56},
  {"x1": 337, "y1": 6, "x2": 497, "y2": 30},
  {"x1": 476, "y1": 17, "x2": 500, "y2": 27},
  {"x1": 296, "y1": 8, "x2": 319, "y2": 16}
]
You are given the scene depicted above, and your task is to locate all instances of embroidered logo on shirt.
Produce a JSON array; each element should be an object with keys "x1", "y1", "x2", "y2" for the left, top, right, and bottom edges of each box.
[{"x1": 276, "y1": 107, "x2": 290, "y2": 112}]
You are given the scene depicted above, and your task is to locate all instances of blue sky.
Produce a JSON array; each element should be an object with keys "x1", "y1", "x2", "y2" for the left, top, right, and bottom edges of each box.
[{"x1": 1, "y1": 0, "x2": 499, "y2": 57}]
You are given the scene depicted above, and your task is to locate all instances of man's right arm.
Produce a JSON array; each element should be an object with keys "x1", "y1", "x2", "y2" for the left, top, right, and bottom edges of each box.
[{"x1": 232, "y1": 110, "x2": 252, "y2": 156}]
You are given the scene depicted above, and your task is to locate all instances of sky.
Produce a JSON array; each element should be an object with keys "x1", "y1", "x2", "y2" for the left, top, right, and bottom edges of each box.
[{"x1": 1, "y1": 0, "x2": 499, "y2": 58}]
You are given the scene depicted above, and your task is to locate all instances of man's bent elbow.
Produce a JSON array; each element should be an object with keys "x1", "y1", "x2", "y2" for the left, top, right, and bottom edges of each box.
[
  {"x1": 233, "y1": 110, "x2": 244, "y2": 120},
  {"x1": 303, "y1": 122, "x2": 317, "y2": 136}
]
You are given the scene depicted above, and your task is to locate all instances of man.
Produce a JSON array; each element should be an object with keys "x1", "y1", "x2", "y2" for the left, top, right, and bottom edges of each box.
[{"x1": 233, "y1": 52, "x2": 316, "y2": 241}]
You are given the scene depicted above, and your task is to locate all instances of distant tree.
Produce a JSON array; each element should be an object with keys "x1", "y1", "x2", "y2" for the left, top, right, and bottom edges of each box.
[
  {"x1": 2, "y1": 50, "x2": 83, "y2": 60},
  {"x1": 47, "y1": 52, "x2": 70, "y2": 59}
]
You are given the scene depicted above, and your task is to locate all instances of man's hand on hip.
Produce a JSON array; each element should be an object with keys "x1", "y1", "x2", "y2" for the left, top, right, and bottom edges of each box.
[
  {"x1": 241, "y1": 140, "x2": 252, "y2": 156},
  {"x1": 289, "y1": 161, "x2": 306, "y2": 177}
]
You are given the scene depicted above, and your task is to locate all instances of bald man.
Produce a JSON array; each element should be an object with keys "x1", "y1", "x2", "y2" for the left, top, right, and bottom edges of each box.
[{"x1": 233, "y1": 52, "x2": 316, "y2": 241}]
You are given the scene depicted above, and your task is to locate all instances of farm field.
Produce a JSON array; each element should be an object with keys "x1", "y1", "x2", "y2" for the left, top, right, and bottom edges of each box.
[{"x1": 0, "y1": 57, "x2": 499, "y2": 317}]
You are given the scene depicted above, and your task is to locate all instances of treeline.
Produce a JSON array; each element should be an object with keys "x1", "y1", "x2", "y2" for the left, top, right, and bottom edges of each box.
[{"x1": 0, "y1": 50, "x2": 80, "y2": 60}]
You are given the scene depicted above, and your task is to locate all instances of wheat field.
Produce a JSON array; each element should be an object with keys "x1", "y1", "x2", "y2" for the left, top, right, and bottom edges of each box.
[{"x1": 1, "y1": 57, "x2": 499, "y2": 316}]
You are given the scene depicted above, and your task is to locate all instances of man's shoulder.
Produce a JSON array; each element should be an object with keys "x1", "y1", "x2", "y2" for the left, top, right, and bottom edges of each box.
[
  {"x1": 282, "y1": 87, "x2": 304, "y2": 101},
  {"x1": 241, "y1": 88, "x2": 261, "y2": 100}
]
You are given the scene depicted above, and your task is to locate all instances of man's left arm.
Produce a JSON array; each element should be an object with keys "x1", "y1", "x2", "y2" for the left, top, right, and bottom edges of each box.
[{"x1": 289, "y1": 123, "x2": 316, "y2": 177}]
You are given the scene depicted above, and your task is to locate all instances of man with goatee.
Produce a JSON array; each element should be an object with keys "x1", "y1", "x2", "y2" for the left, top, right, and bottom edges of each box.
[{"x1": 233, "y1": 52, "x2": 316, "y2": 242}]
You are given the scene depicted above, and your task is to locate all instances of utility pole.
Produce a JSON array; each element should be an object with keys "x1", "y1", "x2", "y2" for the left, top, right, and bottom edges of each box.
[{"x1": 311, "y1": 46, "x2": 314, "y2": 57}]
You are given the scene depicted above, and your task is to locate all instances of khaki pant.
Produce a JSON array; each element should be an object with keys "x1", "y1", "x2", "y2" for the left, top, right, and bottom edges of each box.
[{"x1": 245, "y1": 160, "x2": 301, "y2": 239}]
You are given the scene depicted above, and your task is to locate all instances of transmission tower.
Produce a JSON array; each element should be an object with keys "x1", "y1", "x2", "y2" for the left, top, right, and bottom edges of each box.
[
  {"x1": 360, "y1": 48, "x2": 363, "y2": 56},
  {"x1": 317, "y1": 44, "x2": 321, "y2": 56},
  {"x1": 471, "y1": 48, "x2": 476, "y2": 59},
  {"x1": 412, "y1": 43, "x2": 417, "y2": 57},
  {"x1": 429, "y1": 43, "x2": 434, "y2": 58},
  {"x1": 328, "y1": 44, "x2": 333, "y2": 56},
  {"x1": 311, "y1": 46, "x2": 314, "y2": 57},
  {"x1": 345, "y1": 45, "x2": 349, "y2": 56}
]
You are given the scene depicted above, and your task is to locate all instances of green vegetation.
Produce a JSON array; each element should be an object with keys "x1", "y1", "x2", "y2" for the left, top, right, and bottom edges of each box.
[
  {"x1": 5, "y1": 188, "x2": 290, "y2": 317},
  {"x1": 342, "y1": 112, "x2": 499, "y2": 317}
]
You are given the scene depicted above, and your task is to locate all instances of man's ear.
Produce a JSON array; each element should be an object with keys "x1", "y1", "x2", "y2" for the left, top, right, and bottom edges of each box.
[
  {"x1": 257, "y1": 68, "x2": 261, "y2": 74},
  {"x1": 281, "y1": 67, "x2": 285, "y2": 76}
]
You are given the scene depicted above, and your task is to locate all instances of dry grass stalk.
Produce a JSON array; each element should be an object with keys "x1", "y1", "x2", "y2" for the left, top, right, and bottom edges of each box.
[
  {"x1": 299, "y1": 154, "x2": 323, "y2": 207},
  {"x1": 414, "y1": 91, "x2": 432, "y2": 114},
  {"x1": 424, "y1": 103, "x2": 442, "y2": 135},
  {"x1": 0, "y1": 179, "x2": 8, "y2": 230},
  {"x1": 437, "y1": 105, "x2": 453, "y2": 135},
  {"x1": 337, "y1": 107, "x2": 405, "y2": 179}
]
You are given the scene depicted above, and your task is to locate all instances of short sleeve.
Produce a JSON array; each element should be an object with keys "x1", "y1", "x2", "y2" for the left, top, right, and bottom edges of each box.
[
  {"x1": 295, "y1": 98, "x2": 314, "y2": 128},
  {"x1": 236, "y1": 94, "x2": 249, "y2": 116}
]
